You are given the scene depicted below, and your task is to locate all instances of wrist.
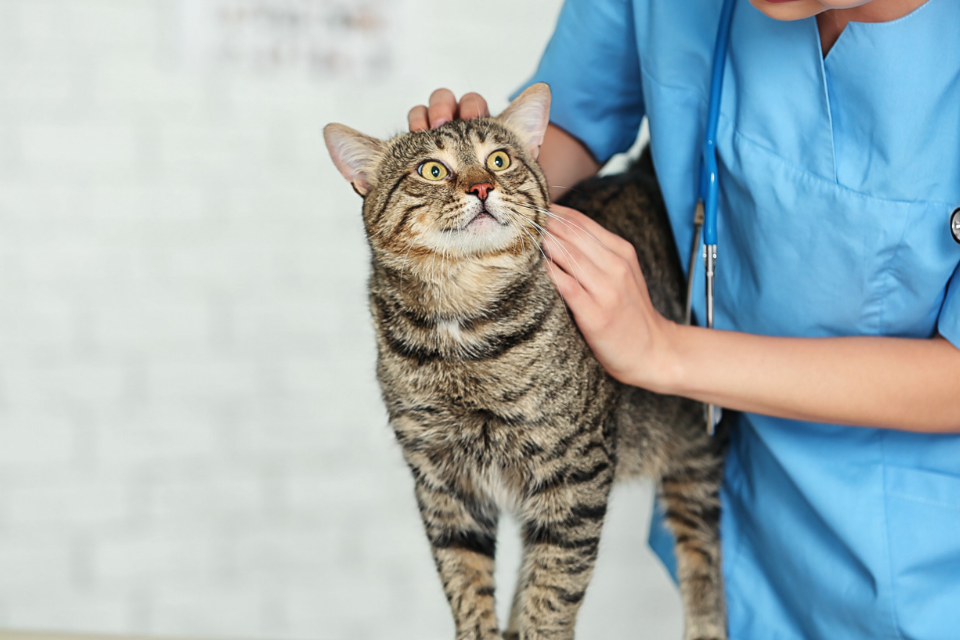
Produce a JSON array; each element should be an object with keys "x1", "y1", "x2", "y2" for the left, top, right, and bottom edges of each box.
[{"x1": 628, "y1": 318, "x2": 689, "y2": 395}]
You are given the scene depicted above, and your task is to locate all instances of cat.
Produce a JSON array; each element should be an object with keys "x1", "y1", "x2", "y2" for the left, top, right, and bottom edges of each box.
[{"x1": 324, "y1": 83, "x2": 727, "y2": 640}]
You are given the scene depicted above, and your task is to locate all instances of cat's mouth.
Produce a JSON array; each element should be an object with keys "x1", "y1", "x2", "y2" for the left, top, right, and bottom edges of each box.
[{"x1": 462, "y1": 206, "x2": 507, "y2": 232}]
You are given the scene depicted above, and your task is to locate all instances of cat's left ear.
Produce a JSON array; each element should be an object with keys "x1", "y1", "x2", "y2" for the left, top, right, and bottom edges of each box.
[
  {"x1": 324, "y1": 123, "x2": 384, "y2": 197},
  {"x1": 497, "y1": 82, "x2": 551, "y2": 159}
]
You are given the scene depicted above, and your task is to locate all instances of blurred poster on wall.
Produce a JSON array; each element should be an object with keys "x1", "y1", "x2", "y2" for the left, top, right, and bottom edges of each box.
[{"x1": 180, "y1": 0, "x2": 394, "y2": 79}]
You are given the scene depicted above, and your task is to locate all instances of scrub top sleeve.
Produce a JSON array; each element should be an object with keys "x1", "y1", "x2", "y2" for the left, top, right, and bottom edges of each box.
[
  {"x1": 511, "y1": 0, "x2": 644, "y2": 164},
  {"x1": 937, "y1": 260, "x2": 960, "y2": 348}
]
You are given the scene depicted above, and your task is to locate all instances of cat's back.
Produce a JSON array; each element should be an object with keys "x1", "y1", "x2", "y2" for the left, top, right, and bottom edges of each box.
[{"x1": 558, "y1": 161, "x2": 686, "y2": 325}]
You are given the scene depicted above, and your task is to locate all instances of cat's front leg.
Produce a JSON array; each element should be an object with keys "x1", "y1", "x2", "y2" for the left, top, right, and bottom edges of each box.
[
  {"x1": 506, "y1": 448, "x2": 615, "y2": 640},
  {"x1": 412, "y1": 469, "x2": 501, "y2": 640}
]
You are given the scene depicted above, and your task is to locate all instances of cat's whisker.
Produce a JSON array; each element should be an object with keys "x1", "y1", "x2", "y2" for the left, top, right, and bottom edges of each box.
[
  {"x1": 509, "y1": 216, "x2": 544, "y2": 262},
  {"x1": 440, "y1": 233, "x2": 446, "y2": 274},
  {"x1": 480, "y1": 117, "x2": 492, "y2": 143},
  {"x1": 398, "y1": 249, "x2": 412, "y2": 297},
  {"x1": 507, "y1": 207, "x2": 587, "y2": 287},
  {"x1": 519, "y1": 223, "x2": 575, "y2": 310},
  {"x1": 512, "y1": 200, "x2": 602, "y2": 241},
  {"x1": 396, "y1": 210, "x2": 445, "y2": 292},
  {"x1": 457, "y1": 214, "x2": 467, "y2": 259},
  {"x1": 502, "y1": 209, "x2": 527, "y2": 256},
  {"x1": 512, "y1": 201, "x2": 610, "y2": 252},
  {"x1": 507, "y1": 214, "x2": 554, "y2": 278},
  {"x1": 504, "y1": 216, "x2": 584, "y2": 297},
  {"x1": 420, "y1": 215, "x2": 444, "y2": 288},
  {"x1": 517, "y1": 223, "x2": 571, "y2": 307},
  {"x1": 549, "y1": 184, "x2": 587, "y2": 197}
]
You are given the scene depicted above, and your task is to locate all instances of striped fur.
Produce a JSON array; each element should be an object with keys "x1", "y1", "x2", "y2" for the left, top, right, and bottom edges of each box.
[{"x1": 326, "y1": 98, "x2": 727, "y2": 640}]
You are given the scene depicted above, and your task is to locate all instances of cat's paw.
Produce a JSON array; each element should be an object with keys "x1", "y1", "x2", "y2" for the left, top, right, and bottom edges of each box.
[
  {"x1": 685, "y1": 631, "x2": 727, "y2": 640},
  {"x1": 685, "y1": 620, "x2": 727, "y2": 640}
]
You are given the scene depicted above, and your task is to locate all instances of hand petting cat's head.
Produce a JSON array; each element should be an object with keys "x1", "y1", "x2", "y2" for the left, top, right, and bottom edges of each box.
[{"x1": 324, "y1": 84, "x2": 552, "y2": 279}]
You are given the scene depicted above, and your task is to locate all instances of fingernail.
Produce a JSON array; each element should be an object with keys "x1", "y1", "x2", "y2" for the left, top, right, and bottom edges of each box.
[{"x1": 431, "y1": 118, "x2": 449, "y2": 129}]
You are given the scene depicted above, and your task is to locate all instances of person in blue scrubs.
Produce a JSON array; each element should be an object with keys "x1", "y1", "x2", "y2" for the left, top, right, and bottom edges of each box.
[{"x1": 407, "y1": 0, "x2": 960, "y2": 638}]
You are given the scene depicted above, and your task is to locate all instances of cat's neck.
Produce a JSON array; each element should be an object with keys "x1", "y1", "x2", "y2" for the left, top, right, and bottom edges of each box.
[{"x1": 377, "y1": 253, "x2": 545, "y2": 322}]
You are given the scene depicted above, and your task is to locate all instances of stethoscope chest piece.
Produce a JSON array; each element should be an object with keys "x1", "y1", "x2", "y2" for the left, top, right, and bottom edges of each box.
[{"x1": 951, "y1": 207, "x2": 960, "y2": 245}]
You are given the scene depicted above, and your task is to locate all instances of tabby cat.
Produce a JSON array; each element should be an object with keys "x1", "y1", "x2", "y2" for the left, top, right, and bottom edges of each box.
[{"x1": 324, "y1": 83, "x2": 727, "y2": 640}]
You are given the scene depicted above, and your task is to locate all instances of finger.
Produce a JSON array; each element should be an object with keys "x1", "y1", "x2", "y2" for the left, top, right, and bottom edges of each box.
[
  {"x1": 549, "y1": 205, "x2": 616, "y2": 249},
  {"x1": 457, "y1": 92, "x2": 490, "y2": 120},
  {"x1": 544, "y1": 255, "x2": 586, "y2": 304},
  {"x1": 546, "y1": 207, "x2": 616, "y2": 267},
  {"x1": 543, "y1": 232, "x2": 597, "y2": 291},
  {"x1": 548, "y1": 204, "x2": 636, "y2": 269},
  {"x1": 428, "y1": 88, "x2": 457, "y2": 129},
  {"x1": 408, "y1": 105, "x2": 429, "y2": 132},
  {"x1": 543, "y1": 258, "x2": 607, "y2": 336},
  {"x1": 547, "y1": 206, "x2": 647, "y2": 294},
  {"x1": 546, "y1": 205, "x2": 604, "y2": 247}
]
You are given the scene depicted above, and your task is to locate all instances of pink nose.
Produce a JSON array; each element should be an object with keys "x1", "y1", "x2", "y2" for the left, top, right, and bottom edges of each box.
[{"x1": 469, "y1": 182, "x2": 493, "y2": 200}]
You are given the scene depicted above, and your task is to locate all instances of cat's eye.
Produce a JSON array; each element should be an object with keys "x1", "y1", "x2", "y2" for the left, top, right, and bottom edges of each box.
[
  {"x1": 418, "y1": 161, "x2": 449, "y2": 181},
  {"x1": 486, "y1": 150, "x2": 511, "y2": 172}
]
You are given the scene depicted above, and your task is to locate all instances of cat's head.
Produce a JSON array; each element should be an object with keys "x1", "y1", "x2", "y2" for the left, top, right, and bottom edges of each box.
[{"x1": 324, "y1": 84, "x2": 551, "y2": 280}]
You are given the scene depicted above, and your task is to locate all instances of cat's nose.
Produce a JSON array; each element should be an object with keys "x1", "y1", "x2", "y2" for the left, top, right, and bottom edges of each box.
[{"x1": 468, "y1": 182, "x2": 493, "y2": 201}]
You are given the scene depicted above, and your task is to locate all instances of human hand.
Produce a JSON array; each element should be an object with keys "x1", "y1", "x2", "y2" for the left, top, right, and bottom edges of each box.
[
  {"x1": 542, "y1": 205, "x2": 679, "y2": 391},
  {"x1": 407, "y1": 88, "x2": 490, "y2": 131}
]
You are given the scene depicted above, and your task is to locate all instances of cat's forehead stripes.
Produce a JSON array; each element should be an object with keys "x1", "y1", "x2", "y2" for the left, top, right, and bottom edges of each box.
[
  {"x1": 429, "y1": 128, "x2": 460, "y2": 151},
  {"x1": 390, "y1": 120, "x2": 515, "y2": 167}
]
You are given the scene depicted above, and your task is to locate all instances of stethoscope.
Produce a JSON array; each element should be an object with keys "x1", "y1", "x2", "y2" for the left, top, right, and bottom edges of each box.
[
  {"x1": 684, "y1": 0, "x2": 960, "y2": 435},
  {"x1": 685, "y1": 0, "x2": 737, "y2": 435}
]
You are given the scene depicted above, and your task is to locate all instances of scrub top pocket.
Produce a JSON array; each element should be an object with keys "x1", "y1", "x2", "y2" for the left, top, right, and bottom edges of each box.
[
  {"x1": 712, "y1": 127, "x2": 960, "y2": 343},
  {"x1": 884, "y1": 465, "x2": 960, "y2": 640}
]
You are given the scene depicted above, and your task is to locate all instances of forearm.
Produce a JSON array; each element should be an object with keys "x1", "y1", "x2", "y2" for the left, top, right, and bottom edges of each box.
[
  {"x1": 539, "y1": 124, "x2": 600, "y2": 201},
  {"x1": 543, "y1": 206, "x2": 960, "y2": 435},
  {"x1": 648, "y1": 326, "x2": 960, "y2": 433}
]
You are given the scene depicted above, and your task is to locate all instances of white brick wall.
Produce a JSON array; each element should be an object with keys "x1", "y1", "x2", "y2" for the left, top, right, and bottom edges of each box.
[{"x1": 0, "y1": 0, "x2": 682, "y2": 638}]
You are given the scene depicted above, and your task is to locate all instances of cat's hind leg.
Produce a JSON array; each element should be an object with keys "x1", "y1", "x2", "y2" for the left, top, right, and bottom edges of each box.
[{"x1": 658, "y1": 440, "x2": 727, "y2": 640}]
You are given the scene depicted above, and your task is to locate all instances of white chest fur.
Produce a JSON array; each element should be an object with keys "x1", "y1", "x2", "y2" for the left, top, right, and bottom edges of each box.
[
  {"x1": 439, "y1": 319, "x2": 463, "y2": 343},
  {"x1": 472, "y1": 464, "x2": 522, "y2": 515}
]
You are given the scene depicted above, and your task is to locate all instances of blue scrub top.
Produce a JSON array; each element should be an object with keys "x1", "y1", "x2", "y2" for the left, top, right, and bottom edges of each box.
[{"x1": 518, "y1": 0, "x2": 960, "y2": 638}]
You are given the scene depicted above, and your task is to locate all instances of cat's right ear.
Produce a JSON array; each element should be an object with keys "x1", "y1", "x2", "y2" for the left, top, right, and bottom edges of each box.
[{"x1": 323, "y1": 124, "x2": 384, "y2": 197}]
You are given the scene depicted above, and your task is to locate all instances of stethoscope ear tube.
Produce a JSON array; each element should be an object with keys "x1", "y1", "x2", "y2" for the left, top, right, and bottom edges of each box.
[
  {"x1": 700, "y1": 0, "x2": 736, "y2": 248},
  {"x1": 689, "y1": 0, "x2": 737, "y2": 435}
]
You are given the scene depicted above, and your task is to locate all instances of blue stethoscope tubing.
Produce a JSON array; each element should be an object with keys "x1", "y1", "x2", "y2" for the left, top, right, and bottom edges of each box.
[{"x1": 685, "y1": 0, "x2": 737, "y2": 435}]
